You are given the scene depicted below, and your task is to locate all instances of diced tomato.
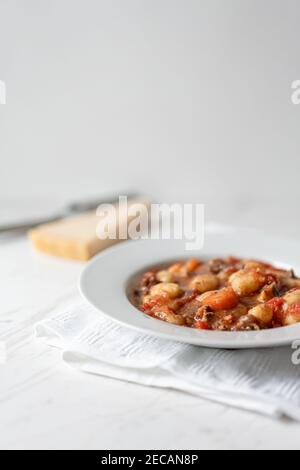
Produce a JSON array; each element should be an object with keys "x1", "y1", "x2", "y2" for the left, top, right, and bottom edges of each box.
[
  {"x1": 227, "y1": 256, "x2": 241, "y2": 265},
  {"x1": 267, "y1": 297, "x2": 285, "y2": 324},
  {"x1": 141, "y1": 293, "x2": 168, "y2": 311},
  {"x1": 194, "y1": 320, "x2": 211, "y2": 330},
  {"x1": 267, "y1": 297, "x2": 285, "y2": 310}
]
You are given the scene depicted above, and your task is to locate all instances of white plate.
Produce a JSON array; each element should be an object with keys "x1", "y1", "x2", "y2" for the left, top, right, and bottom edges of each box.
[{"x1": 79, "y1": 226, "x2": 300, "y2": 349}]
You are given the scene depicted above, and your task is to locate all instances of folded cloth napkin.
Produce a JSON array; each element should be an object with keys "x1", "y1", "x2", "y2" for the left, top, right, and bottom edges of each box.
[{"x1": 35, "y1": 302, "x2": 300, "y2": 421}]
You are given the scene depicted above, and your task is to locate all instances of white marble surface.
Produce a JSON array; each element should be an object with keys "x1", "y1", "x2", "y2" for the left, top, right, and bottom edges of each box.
[{"x1": 1, "y1": 224, "x2": 300, "y2": 450}]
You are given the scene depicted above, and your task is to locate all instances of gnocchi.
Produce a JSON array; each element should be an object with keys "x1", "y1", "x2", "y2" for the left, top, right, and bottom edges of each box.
[
  {"x1": 156, "y1": 270, "x2": 173, "y2": 283},
  {"x1": 150, "y1": 282, "x2": 182, "y2": 299},
  {"x1": 283, "y1": 289, "x2": 300, "y2": 305},
  {"x1": 132, "y1": 257, "x2": 300, "y2": 331},
  {"x1": 248, "y1": 304, "x2": 273, "y2": 324},
  {"x1": 190, "y1": 274, "x2": 219, "y2": 294},
  {"x1": 229, "y1": 269, "x2": 267, "y2": 296}
]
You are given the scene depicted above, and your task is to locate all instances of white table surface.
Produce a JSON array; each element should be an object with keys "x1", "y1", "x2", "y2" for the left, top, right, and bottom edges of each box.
[{"x1": 1, "y1": 223, "x2": 300, "y2": 450}]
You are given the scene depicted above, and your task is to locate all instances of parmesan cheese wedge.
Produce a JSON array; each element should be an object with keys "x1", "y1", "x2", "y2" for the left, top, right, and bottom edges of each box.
[{"x1": 29, "y1": 197, "x2": 150, "y2": 261}]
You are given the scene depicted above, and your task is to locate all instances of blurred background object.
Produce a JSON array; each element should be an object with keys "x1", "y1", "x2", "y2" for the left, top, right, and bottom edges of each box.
[
  {"x1": 0, "y1": 192, "x2": 138, "y2": 233},
  {"x1": 29, "y1": 195, "x2": 150, "y2": 260},
  {"x1": 0, "y1": 0, "x2": 299, "y2": 236}
]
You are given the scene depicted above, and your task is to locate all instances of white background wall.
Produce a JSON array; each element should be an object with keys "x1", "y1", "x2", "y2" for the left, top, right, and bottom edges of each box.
[{"x1": 0, "y1": 0, "x2": 300, "y2": 231}]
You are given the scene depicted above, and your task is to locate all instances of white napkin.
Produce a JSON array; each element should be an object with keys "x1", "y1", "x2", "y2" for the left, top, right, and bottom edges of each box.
[{"x1": 36, "y1": 302, "x2": 300, "y2": 421}]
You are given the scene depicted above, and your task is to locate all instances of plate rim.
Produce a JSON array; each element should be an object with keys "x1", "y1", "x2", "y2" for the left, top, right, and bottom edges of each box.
[{"x1": 79, "y1": 229, "x2": 300, "y2": 349}]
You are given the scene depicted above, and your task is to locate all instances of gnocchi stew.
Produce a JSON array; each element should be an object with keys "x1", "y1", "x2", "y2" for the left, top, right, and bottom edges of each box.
[{"x1": 132, "y1": 257, "x2": 300, "y2": 331}]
